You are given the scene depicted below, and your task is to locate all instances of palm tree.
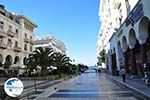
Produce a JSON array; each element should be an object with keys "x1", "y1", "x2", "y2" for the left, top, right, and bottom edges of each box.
[
  {"x1": 51, "y1": 52, "x2": 71, "y2": 77},
  {"x1": 27, "y1": 47, "x2": 54, "y2": 76},
  {"x1": 24, "y1": 54, "x2": 37, "y2": 76}
]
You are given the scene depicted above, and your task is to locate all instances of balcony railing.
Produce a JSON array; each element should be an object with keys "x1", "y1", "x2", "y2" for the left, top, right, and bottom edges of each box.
[
  {"x1": 7, "y1": 30, "x2": 15, "y2": 37},
  {"x1": 113, "y1": 0, "x2": 121, "y2": 9},
  {"x1": 14, "y1": 46, "x2": 21, "y2": 52},
  {"x1": 30, "y1": 40, "x2": 34, "y2": 44},
  {"x1": 0, "y1": 42, "x2": 7, "y2": 49},
  {"x1": 24, "y1": 37, "x2": 30, "y2": 43},
  {"x1": 0, "y1": 29, "x2": 6, "y2": 37}
]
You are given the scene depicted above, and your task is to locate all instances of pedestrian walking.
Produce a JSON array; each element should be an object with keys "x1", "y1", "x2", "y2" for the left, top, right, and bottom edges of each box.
[{"x1": 120, "y1": 67, "x2": 126, "y2": 82}]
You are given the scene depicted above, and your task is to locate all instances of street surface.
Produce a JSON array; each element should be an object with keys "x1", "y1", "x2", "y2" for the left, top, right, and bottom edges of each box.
[{"x1": 35, "y1": 70, "x2": 145, "y2": 100}]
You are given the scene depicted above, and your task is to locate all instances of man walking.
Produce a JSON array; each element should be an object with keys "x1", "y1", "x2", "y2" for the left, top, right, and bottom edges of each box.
[{"x1": 120, "y1": 67, "x2": 126, "y2": 82}]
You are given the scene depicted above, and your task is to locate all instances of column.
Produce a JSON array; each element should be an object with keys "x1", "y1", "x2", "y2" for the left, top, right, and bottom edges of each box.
[
  {"x1": 111, "y1": 54, "x2": 115, "y2": 75},
  {"x1": 140, "y1": 43, "x2": 146, "y2": 75},
  {"x1": 130, "y1": 49, "x2": 137, "y2": 75},
  {"x1": 123, "y1": 52, "x2": 129, "y2": 73}
]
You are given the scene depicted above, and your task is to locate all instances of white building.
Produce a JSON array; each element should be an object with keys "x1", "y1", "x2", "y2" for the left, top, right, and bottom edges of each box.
[
  {"x1": 34, "y1": 36, "x2": 66, "y2": 54},
  {"x1": 0, "y1": 4, "x2": 37, "y2": 68},
  {"x1": 98, "y1": 0, "x2": 150, "y2": 76}
]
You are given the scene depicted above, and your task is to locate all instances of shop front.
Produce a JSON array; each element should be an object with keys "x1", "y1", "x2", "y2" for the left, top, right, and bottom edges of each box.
[{"x1": 110, "y1": 0, "x2": 150, "y2": 77}]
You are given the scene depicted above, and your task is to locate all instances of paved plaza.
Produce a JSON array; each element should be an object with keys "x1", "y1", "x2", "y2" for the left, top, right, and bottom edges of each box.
[{"x1": 34, "y1": 71, "x2": 146, "y2": 100}]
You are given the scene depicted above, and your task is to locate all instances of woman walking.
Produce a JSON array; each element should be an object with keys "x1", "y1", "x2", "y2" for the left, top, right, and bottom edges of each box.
[{"x1": 120, "y1": 67, "x2": 127, "y2": 82}]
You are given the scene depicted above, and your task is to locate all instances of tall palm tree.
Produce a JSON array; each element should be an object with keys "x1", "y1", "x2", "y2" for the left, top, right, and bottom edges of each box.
[
  {"x1": 51, "y1": 52, "x2": 71, "y2": 77},
  {"x1": 27, "y1": 47, "x2": 54, "y2": 76},
  {"x1": 24, "y1": 54, "x2": 37, "y2": 76}
]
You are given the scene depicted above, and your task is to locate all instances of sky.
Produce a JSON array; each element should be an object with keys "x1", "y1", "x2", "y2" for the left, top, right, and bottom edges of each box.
[{"x1": 1, "y1": 0, "x2": 100, "y2": 66}]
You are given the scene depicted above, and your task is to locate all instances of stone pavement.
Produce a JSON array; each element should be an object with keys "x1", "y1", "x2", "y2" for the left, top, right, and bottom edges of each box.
[
  {"x1": 34, "y1": 71, "x2": 145, "y2": 100},
  {"x1": 105, "y1": 73, "x2": 150, "y2": 99}
]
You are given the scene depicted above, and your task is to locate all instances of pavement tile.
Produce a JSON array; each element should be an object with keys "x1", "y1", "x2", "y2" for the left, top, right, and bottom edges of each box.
[
  {"x1": 34, "y1": 72, "x2": 147, "y2": 100},
  {"x1": 105, "y1": 73, "x2": 150, "y2": 99}
]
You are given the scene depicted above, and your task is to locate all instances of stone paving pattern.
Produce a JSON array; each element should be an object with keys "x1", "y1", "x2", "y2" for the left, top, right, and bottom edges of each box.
[
  {"x1": 35, "y1": 71, "x2": 145, "y2": 100},
  {"x1": 106, "y1": 73, "x2": 150, "y2": 99}
]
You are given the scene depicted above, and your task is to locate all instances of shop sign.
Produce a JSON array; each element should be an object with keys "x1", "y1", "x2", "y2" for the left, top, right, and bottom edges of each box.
[
  {"x1": 125, "y1": 1, "x2": 144, "y2": 27},
  {"x1": 117, "y1": 29, "x2": 123, "y2": 38}
]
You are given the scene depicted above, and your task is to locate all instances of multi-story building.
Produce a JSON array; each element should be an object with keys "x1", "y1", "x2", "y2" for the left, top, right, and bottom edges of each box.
[
  {"x1": 97, "y1": 0, "x2": 108, "y2": 54},
  {"x1": 97, "y1": 0, "x2": 114, "y2": 68},
  {"x1": 0, "y1": 4, "x2": 37, "y2": 68},
  {"x1": 34, "y1": 36, "x2": 66, "y2": 54},
  {"x1": 98, "y1": 0, "x2": 150, "y2": 77}
]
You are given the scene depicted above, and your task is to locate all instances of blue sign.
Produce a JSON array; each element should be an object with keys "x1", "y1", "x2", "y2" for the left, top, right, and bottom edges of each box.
[{"x1": 126, "y1": 1, "x2": 144, "y2": 27}]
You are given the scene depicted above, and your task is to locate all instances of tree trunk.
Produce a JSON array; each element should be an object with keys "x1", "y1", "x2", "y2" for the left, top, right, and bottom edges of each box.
[{"x1": 41, "y1": 66, "x2": 47, "y2": 76}]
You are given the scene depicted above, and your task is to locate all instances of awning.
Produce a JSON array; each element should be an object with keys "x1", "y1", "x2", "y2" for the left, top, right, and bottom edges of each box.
[{"x1": 10, "y1": 64, "x2": 27, "y2": 69}]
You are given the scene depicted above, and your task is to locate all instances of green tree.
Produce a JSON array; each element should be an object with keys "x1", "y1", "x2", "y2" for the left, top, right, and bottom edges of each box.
[
  {"x1": 99, "y1": 50, "x2": 105, "y2": 63},
  {"x1": 77, "y1": 63, "x2": 88, "y2": 72},
  {"x1": 24, "y1": 54, "x2": 37, "y2": 76},
  {"x1": 71, "y1": 64, "x2": 78, "y2": 74},
  {"x1": 26, "y1": 47, "x2": 54, "y2": 76},
  {"x1": 51, "y1": 52, "x2": 71, "y2": 77}
]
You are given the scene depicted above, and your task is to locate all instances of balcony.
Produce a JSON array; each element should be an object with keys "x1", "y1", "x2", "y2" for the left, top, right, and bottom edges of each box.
[
  {"x1": 14, "y1": 46, "x2": 21, "y2": 52},
  {"x1": 0, "y1": 30, "x2": 6, "y2": 37},
  {"x1": 0, "y1": 42, "x2": 7, "y2": 49},
  {"x1": 30, "y1": 40, "x2": 34, "y2": 44},
  {"x1": 24, "y1": 37, "x2": 30, "y2": 43},
  {"x1": 7, "y1": 30, "x2": 15, "y2": 37},
  {"x1": 113, "y1": 0, "x2": 121, "y2": 9}
]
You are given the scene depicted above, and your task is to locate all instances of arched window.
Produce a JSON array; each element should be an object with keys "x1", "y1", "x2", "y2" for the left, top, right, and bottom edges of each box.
[{"x1": 0, "y1": 21, "x2": 4, "y2": 29}]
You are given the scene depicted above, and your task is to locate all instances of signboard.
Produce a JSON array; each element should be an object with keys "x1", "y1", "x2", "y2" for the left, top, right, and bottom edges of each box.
[
  {"x1": 117, "y1": 29, "x2": 123, "y2": 38},
  {"x1": 125, "y1": 1, "x2": 144, "y2": 27}
]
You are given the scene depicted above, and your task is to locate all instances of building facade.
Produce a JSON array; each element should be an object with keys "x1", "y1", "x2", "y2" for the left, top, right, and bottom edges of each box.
[
  {"x1": 98, "y1": 0, "x2": 150, "y2": 76},
  {"x1": 111, "y1": 0, "x2": 150, "y2": 76},
  {"x1": 0, "y1": 5, "x2": 37, "y2": 67},
  {"x1": 34, "y1": 36, "x2": 66, "y2": 54}
]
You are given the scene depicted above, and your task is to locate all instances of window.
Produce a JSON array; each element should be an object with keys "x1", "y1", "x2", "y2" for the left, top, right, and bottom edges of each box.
[
  {"x1": 125, "y1": 0, "x2": 130, "y2": 15},
  {"x1": 24, "y1": 23, "x2": 33, "y2": 32},
  {"x1": 9, "y1": 14, "x2": 13, "y2": 20},
  {"x1": 8, "y1": 25, "x2": 12, "y2": 32},
  {"x1": 16, "y1": 29, "x2": 19, "y2": 37},
  {"x1": 8, "y1": 39, "x2": 12, "y2": 47},
  {"x1": 0, "y1": 21, "x2": 4, "y2": 29},
  {"x1": 119, "y1": 16, "x2": 123, "y2": 26},
  {"x1": 15, "y1": 41, "x2": 18, "y2": 47},
  {"x1": 15, "y1": 29, "x2": 18, "y2": 33},
  {"x1": 24, "y1": 44, "x2": 27, "y2": 51},
  {"x1": 15, "y1": 18, "x2": 20, "y2": 24},
  {"x1": 30, "y1": 36, "x2": 32, "y2": 39},
  {"x1": 0, "y1": 38, "x2": 2, "y2": 43},
  {"x1": 25, "y1": 33, "x2": 27, "y2": 38},
  {"x1": 0, "y1": 11, "x2": 6, "y2": 16},
  {"x1": 30, "y1": 46, "x2": 32, "y2": 52},
  {"x1": 119, "y1": 7, "x2": 123, "y2": 26},
  {"x1": 118, "y1": 3, "x2": 121, "y2": 10}
]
